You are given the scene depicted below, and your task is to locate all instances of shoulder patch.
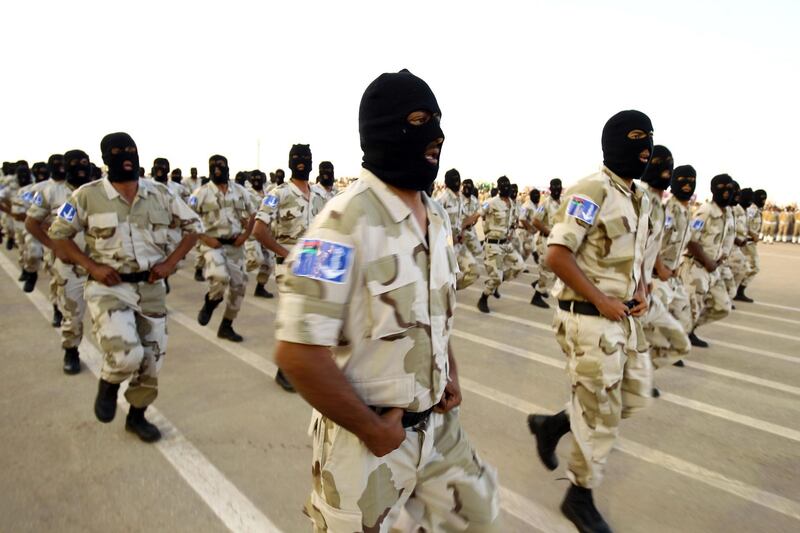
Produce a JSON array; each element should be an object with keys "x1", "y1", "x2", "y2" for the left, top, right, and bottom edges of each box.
[
  {"x1": 565, "y1": 195, "x2": 599, "y2": 225},
  {"x1": 291, "y1": 239, "x2": 353, "y2": 284},
  {"x1": 57, "y1": 202, "x2": 77, "y2": 223},
  {"x1": 188, "y1": 195, "x2": 198, "y2": 207},
  {"x1": 22, "y1": 190, "x2": 34, "y2": 202},
  {"x1": 664, "y1": 215, "x2": 673, "y2": 229},
  {"x1": 33, "y1": 192, "x2": 44, "y2": 206},
  {"x1": 263, "y1": 195, "x2": 279, "y2": 208},
  {"x1": 691, "y1": 218, "x2": 705, "y2": 231},
  {"x1": 536, "y1": 205, "x2": 545, "y2": 213}
]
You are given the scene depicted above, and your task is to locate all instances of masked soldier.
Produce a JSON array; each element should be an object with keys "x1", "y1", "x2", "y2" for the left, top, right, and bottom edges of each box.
[
  {"x1": 10, "y1": 161, "x2": 45, "y2": 291},
  {"x1": 735, "y1": 188, "x2": 766, "y2": 302},
  {"x1": 460, "y1": 178, "x2": 483, "y2": 261},
  {"x1": 244, "y1": 170, "x2": 275, "y2": 298},
  {"x1": 170, "y1": 168, "x2": 191, "y2": 202},
  {"x1": 274, "y1": 68, "x2": 499, "y2": 533},
  {"x1": 253, "y1": 144, "x2": 326, "y2": 392},
  {"x1": 49, "y1": 133, "x2": 201, "y2": 441},
  {"x1": 680, "y1": 174, "x2": 734, "y2": 347},
  {"x1": 192, "y1": 154, "x2": 257, "y2": 342},
  {"x1": 530, "y1": 178, "x2": 563, "y2": 308},
  {"x1": 729, "y1": 186, "x2": 751, "y2": 294},
  {"x1": 516, "y1": 188, "x2": 540, "y2": 272},
  {"x1": 435, "y1": 168, "x2": 479, "y2": 289},
  {"x1": 311, "y1": 161, "x2": 338, "y2": 203},
  {"x1": 0, "y1": 161, "x2": 27, "y2": 250},
  {"x1": 719, "y1": 181, "x2": 743, "y2": 300}
]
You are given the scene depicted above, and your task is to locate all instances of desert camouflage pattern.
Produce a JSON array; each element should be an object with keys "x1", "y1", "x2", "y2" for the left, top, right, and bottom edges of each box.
[
  {"x1": 729, "y1": 203, "x2": 750, "y2": 289},
  {"x1": 644, "y1": 278, "x2": 691, "y2": 368},
  {"x1": 514, "y1": 198, "x2": 538, "y2": 263},
  {"x1": 435, "y1": 187, "x2": 478, "y2": 290},
  {"x1": 311, "y1": 183, "x2": 338, "y2": 204},
  {"x1": 533, "y1": 195, "x2": 561, "y2": 294},
  {"x1": 660, "y1": 196, "x2": 691, "y2": 271},
  {"x1": 481, "y1": 196, "x2": 524, "y2": 295},
  {"x1": 641, "y1": 184, "x2": 666, "y2": 285},
  {"x1": 244, "y1": 188, "x2": 275, "y2": 285},
  {"x1": 255, "y1": 180, "x2": 326, "y2": 246},
  {"x1": 12, "y1": 183, "x2": 44, "y2": 272},
  {"x1": 741, "y1": 205, "x2": 762, "y2": 287},
  {"x1": 461, "y1": 194, "x2": 483, "y2": 258},
  {"x1": 0, "y1": 174, "x2": 19, "y2": 240}
]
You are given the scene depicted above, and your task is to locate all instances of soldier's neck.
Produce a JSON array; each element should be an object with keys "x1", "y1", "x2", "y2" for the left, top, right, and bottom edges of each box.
[{"x1": 112, "y1": 180, "x2": 139, "y2": 204}]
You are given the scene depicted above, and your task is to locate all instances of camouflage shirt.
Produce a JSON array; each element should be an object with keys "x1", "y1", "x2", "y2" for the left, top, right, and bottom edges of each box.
[
  {"x1": 746, "y1": 205, "x2": 762, "y2": 238},
  {"x1": 311, "y1": 183, "x2": 338, "y2": 204},
  {"x1": 686, "y1": 200, "x2": 727, "y2": 262},
  {"x1": 721, "y1": 207, "x2": 736, "y2": 257},
  {"x1": 463, "y1": 194, "x2": 480, "y2": 218},
  {"x1": 255, "y1": 180, "x2": 326, "y2": 245},
  {"x1": 49, "y1": 178, "x2": 202, "y2": 273},
  {"x1": 733, "y1": 204, "x2": 747, "y2": 241},
  {"x1": 189, "y1": 180, "x2": 256, "y2": 238},
  {"x1": 482, "y1": 196, "x2": 516, "y2": 240},
  {"x1": 549, "y1": 167, "x2": 650, "y2": 302},
  {"x1": 533, "y1": 195, "x2": 561, "y2": 229},
  {"x1": 11, "y1": 182, "x2": 42, "y2": 216},
  {"x1": 641, "y1": 184, "x2": 666, "y2": 283},
  {"x1": 517, "y1": 199, "x2": 538, "y2": 231},
  {"x1": 275, "y1": 170, "x2": 457, "y2": 412},
  {"x1": 434, "y1": 187, "x2": 464, "y2": 240},
  {"x1": 660, "y1": 196, "x2": 691, "y2": 271}
]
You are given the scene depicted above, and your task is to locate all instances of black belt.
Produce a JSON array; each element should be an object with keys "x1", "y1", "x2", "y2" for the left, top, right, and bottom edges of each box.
[
  {"x1": 119, "y1": 271, "x2": 151, "y2": 283},
  {"x1": 371, "y1": 407, "x2": 434, "y2": 428},
  {"x1": 217, "y1": 236, "x2": 238, "y2": 245},
  {"x1": 486, "y1": 238, "x2": 507, "y2": 244},
  {"x1": 558, "y1": 299, "x2": 601, "y2": 316},
  {"x1": 276, "y1": 257, "x2": 285, "y2": 265}
]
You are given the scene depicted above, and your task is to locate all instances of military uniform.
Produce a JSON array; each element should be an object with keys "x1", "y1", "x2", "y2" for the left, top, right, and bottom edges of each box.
[
  {"x1": 658, "y1": 196, "x2": 693, "y2": 333},
  {"x1": 515, "y1": 198, "x2": 538, "y2": 265},
  {"x1": 532, "y1": 195, "x2": 561, "y2": 295},
  {"x1": 244, "y1": 187, "x2": 275, "y2": 289},
  {"x1": 435, "y1": 187, "x2": 479, "y2": 289},
  {"x1": 679, "y1": 200, "x2": 732, "y2": 331},
  {"x1": 461, "y1": 193, "x2": 483, "y2": 259},
  {"x1": 793, "y1": 209, "x2": 800, "y2": 243},
  {"x1": 277, "y1": 170, "x2": 499, "y2": 532},
  {"x1": 0, "y1": 174, "x2": 19, "y2": 247},
  {"x1": 730, "y1": 203, "x2": 750, "y2": 290},
  {"x1": 761, "y1": 208, "x2": 777, "y2": 243},
  {"x1": 549, "y1": 167, "x2": 652, "y2": 488},
  {"x1": 190, "y1": 180, "x2": 256, "y2": 321},
  {"x1": 481, "y1": 195, "x2": 525, "y2": 296},
  {"x1": 777, "y1": 208, "x2": 792, "y2": 242},
  {"x1": 311, "y1": 182, "x2": 338, "y2": 204},
  {"x1": 741, "y1": 204, "x2": 762, "y2": 288},
  {"x1": 49, "y1": 177, "x2": 201, "y2": 406},
  {"x1": 718, "y1": 206, "x2": 738, "y2": 298},
  {"x1": 12, "y1": 183, "x2": 45, "y2": 274}
]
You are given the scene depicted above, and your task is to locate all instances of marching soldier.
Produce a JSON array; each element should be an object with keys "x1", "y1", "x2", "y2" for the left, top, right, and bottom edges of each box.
[
  {"x1": 736, "y1": 188, "x2": 766, "y2": 302},
  {"x1": 435, "y1": 168, "x2": 479, "y2": 289},
  {"x1": 530, "y1": 178, "x2": 563, "y2": 308}
]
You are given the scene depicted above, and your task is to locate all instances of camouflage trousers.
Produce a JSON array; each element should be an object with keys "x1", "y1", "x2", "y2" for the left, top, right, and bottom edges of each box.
[
  {"x1": 719, "y1": 264, "x2": 736, "y2": 301},
  {"x1": 514, "y1": 229, "x2": 536, "y2": 262},
  {"x1": 535, "y1": 240, "x2": 555, "y2": 293},
  {"x1": 21, "y1": 231, "x2": 44, "y2": 272},
  {"x1": 666, "y1": 276, "x2": 692, "y2": 334},
  {"x1": 244, "y1": 239, "x2": 275, "y2": 286},
  {"x1": 202, "y1": 244, "x2": 247, "y2": 321},
  {"x1": 554, "y1": 310, "x2": 652, "y2": 488},
  {"x1": 1, "y1": 213, "x2": 14, "y2": 242},
  {"x1": 741, "y1": 243, "x2": 759, "y2": 287},
  {"x1": 193, "y1": 243, "x2": 206, "y2": 271},
  {"x1": 777, "y1": 221, "x2": 792, "y2": 242},
  {"x1": 305, "y1": 409, "x2": 500, "y2": 532},
  {"x1": 462, "y1": 228, "x2": 483, "y2": 258},
  {"x1": 680, "y1": 260, "x2": 731, "y2": 330},
  {"x1": 53, "y1": 259, "x2": 87, "y2": 349},
  {"x1": 86, "y1": 279, "x2": 167, "y2": 408},
  {"x1": 729, "y1": 247, "x2": 749, "y2": 292},
  {"x1": 644, "y1": 279, "x2": 690, "y2": 369},
  {"x1": 44, "y1": 250, "x2": 58, "y2": 304},
  {"x1": 482, "y1": 242, "x2": 524, "y2": 295},
  {"x1": 455, "y1": 242, "x2": 479, "y2": 290}
]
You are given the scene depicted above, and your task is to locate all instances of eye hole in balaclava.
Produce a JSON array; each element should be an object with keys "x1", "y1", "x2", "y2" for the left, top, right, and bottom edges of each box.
[
  {"x1": 642, "y1": 145, "x2": 674, "y2": 191},
  {"x1": 601, "y1": 110, "x2": 654, "y2": 180},
  {"x1": 48, "y1": 154, "x2": 66, "y2": 181},
  {"x1": 444, "y1": 168, "x2": 461, "y2": 192},
  {"x1": 289, "y1": 144, "x2": 312, "y2": 181},
  {"x1": 549, "y1": 178, "x2": 562, "y2": 201},
  {"x1": 209, "y1": 154, "x2": 229, "y2": 184},
  {"x1": 670, "y1": 165, "x2": 696, "y2": 201},
  {"x1": 710, "y1": 174, "x2": 733, "y2": 207},
  {"x1": 152, "y1": 157, "x2": 170, "y2": 183},
  {"x1": 64, "y1": 149, "x2": 91, "y2": 188},
  {"x1": 318, "y1": 161, "x2": 335, "y2": 187},
  {"x1": 497, "y1": 176, "x2": 511, "y2": 198},
  {"x1": 530, "y1": 188, "x2": 541, "y2": 205},
  {"x1": 100, "y1": 132, "x2": 139, "y2": 183}
]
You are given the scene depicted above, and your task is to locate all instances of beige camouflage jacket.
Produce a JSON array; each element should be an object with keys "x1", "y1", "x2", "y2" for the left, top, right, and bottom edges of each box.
[
  {"x1": 482, "y1": 196, "x2": 515, "y2": 240},
  {"x1": 660, "y1": 196, "x2": 691, "y2": 271},
  {"x1": 641, "y1": 184, "x2": 666, "y2": 284},
  {"x1": 533, "y1": 195, "x2": 560, "y2": 229},
  {"x1": 721, "y1": 207, "x2": 736, "y2": 257},
  {"x1": 434, "y1": 187, "x2": 464, "y2": 240},
  {"x1": 276, "y1": 170, "x2": 457, "y2": 412},
  {"x1": 733, "y1": 204, "x2": 747, "y2": 241},
  {"x1": 517, "y1": 199, "x2": 538, "y2": 232},
  {"x1": 746, "y1": 205, "x2": 762, "y2": 239},
  {"x1": 189, "y1": 180, "x2": 255, "y2": 238},
  {"x1": 687, "y1": 200, "x2": 727, "y2": 262},
  {"x1": 549, "y1": 167, "x2": 650, "y2": 302},
  {"x1": 255, "y1": 180, "x2": 326, "y2": 246},
  {"x1": 49, "y1": 178, "x2": 201, "y2": 273}
]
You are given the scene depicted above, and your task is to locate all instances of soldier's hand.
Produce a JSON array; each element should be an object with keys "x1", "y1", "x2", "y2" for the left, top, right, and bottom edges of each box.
[
  {"x1": 232, "y1": 234, "x2": 247, "y2": 247},
  {"x1": 90, "y1": 263, "x2": 121, "y2": 286},
  {"x1": 209, "y1": 237, "x2": 223, "y2": 249},
  {"x1": 629, "y1": 294, "x2": 649, "y2": 317},
  {"x1": 149, "y1": 261, "x2": 174, "y2": 283},
  {"x1": 434, "y1": 380, "x2": 462, "y2": 414},
  {"x1": 363, "y1": 408, "x2": 405, "y2": 457},
  {"x1": 655, "y1": 261, "x2": 672, "y2": 282},
  {"x1": 703, "y1": 258, "x2": 717, "y2": 272},
  {"x1": 596, "y1": 295, "x2": 629, "y2": 321}
]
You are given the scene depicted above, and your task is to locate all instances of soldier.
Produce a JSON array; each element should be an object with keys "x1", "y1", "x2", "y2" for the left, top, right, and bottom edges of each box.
[
  {"x1": 170, "y1": 168, "x2": 191, "y2": 202},
  {"x1": 530, "y1": 178, "x2": 563, "y2": 308},
  {"x1": 735, "y1": 188, "x2": 766, "y2": 302},
  {"x1": 244, "y1": 170, "x2": 275, "y2": 298},
  {"x1": 0, "y1": 161, "x2": 25, "y2": 250},
  {"x1": 183, "y1": 167, "x2": 200, "y2": 193},
  {"x1": 435, "y1": 168, "x2": 479, "y2": 289},
  {"x1": 527, "y1": 110, "x2": 654, "y2": 533},
  {"x1": 719, "y1": 181, "x2": 742, "y2": 300},
  {"x1": 10, "y1": 162, "x2": 44, "y2": 291},
  {"x1": 266, "y1": 168, "x2": 285, "y2": 194},
  {"x1": 679, "y1": 174, "x2": 734, "y2": 347},
  {"x1": 777, "y1": 205, "x2": 792, "y2": 242},
  {"x1": 274, "y1": 68, "x2": 499, "y2": 533},
  {"x1": 477, "y1": 176, "x2": 525, "y2": 313},
  {"x1": 793, "y1": 205, "x2": 800, "y2": 244},
  {"x1": 516, "y1": 188, "x2": 540, "y2": 267},
  {"x1": 460, "y1": 178, "x2": 484, "y2": 261},
  {"x1": 311, "y1": 161, "x2": 338, "y2": 203},
  {"x1": 730, "y1": 187, "x2": 751, "y2": 294},
  {"x1": 49, "y1": 132, "x2": 201, "y2": 442},
  {"x1": 761, "y1": 204, "x2": 777, "y2": 243},
  {"x1": 253, "y1": 144, "x2": 326, "y2": 392},
  {"x1": 192, "y1": 154, "x2": 257, "y2": 342}
]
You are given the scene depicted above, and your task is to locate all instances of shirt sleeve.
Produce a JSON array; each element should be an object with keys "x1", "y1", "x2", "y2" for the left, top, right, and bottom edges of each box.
[
  {"x1": 688, "y1": 203, "x2": 711, "y2": 242},
  {"x1": 548, "y1": 181, "x2": 605, "y2": 254},
  {"x1": 255, "y1": 190, "x2": 280, "y2": 226},
  {"x1": 26, "y1": 190, "x2": 50, "y2": 221},
  {"x1": 170, "y1": 193, "x2": 204, "y2": 234},
  {"x1": 48, "y1": 189, "x2": 86, "y2": 240}
]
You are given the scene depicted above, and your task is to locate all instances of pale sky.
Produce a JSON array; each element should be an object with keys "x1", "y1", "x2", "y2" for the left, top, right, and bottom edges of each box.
[{"x1": 3, "y1": 0, "x2": 798, "y2": 202}]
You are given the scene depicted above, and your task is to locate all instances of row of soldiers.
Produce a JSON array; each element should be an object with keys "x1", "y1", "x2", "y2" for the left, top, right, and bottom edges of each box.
[{"x1": 757, "y1": 204, "x2": 800, "y2": 243}]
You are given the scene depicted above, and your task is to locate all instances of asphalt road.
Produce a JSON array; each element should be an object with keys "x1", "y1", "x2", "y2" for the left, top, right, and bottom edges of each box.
[{"x1": 1, "y1": 243, "x2": 798, "y2": 533}]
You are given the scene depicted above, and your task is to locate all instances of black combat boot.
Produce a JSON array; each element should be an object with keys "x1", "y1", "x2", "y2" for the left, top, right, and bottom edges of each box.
[
  {"x1": 6, "y1": 237, "x2": 15, "y2": 250},
  {"x1": 125, "y1": 406, "x2": 162, "y2": 443},
  {"x1": 254, "y1": 283, "x2": 274, "y2": 298},
  {"x1": 733, "y1": 284, "x2": 753, "y2": 303},
  {"x1": 23, "y1": 271, "x2": 38, "y2": 293},
  {"x1": 689, "y1": 330, "x2": 709, "y2": 348},
  {"x1": 531, "y1": 291, "x2": 550, "y2": 309},
  {"x1": 493, "y1": 288, "x2": 501, "y2": 299},
  {"x1": 94, "y1": 379, "x2": 120, "y2": 423},
  {"x1": 527, "y1": 410, "x2": 570, "y2": 470},
  {"x1": 275, "y1": 369, "x2": 296, "y2": 393},
  {"x1": 477, "y1": 293, "x2": 490, "y2": 313},
  {"x1": 18, "y1": 270, "x2": 28, "y2": 281},
  {"x1": 197, "y1": 293, "x2": 223, "y2": 326},
  {"x1": 673, "y1": 360, "x2": 685, "y2": 367},
  {"x1": 217, "y1": 318, "x2": 244, "y2": 342},
  {"x1": 194, "y1": 267, "x2": 205, "y2": 282},
  {"x1": 52, "y1": 305, "x2": 63, "y2": 328},
  {"x1": 63, "y1": 347, "x2": 80, "y2": 375},
  {"x1": 561, "y1": 484, "x2": 613, "y2": 533},
  {"x1": 652, "y1": 387, "x2": 661, "y2": 398}
]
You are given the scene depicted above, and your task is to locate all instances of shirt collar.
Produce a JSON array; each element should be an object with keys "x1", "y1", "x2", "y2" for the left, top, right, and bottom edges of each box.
[
  {"x1": 361, "y1": 169, "x2": 412, "y2": 224},
  {"x1": 601, "y1": 165, "x2": 639, "y2": 199},
  {"x1": 102, "y1": 177, "x2": 149, "y2": 200}
]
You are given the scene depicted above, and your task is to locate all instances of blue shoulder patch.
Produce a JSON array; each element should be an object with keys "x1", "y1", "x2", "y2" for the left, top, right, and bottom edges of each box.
[
  {"x1": 291, "y1": 239, "x2": 353, "y2": 284},
  {"x1": 536, "y1": 205, "x2": 545, "y2": 214},
  {"x1": 21, "y1": 191, "x2": 34, "y2": 202},
  {"x1": 691, "y1": 218, "x2": 705, "y2": 231},
  {"x1": 188, "y1": 195, "x2": 198, "y2": 207},
  {"x1": 33, "y1": 192, "x2": 44, "y2": 206},
  {"x1": 482, "y1": 202, "x2": 489, "y2": 211},
  {"x1": 57, "y1": 202, "x2": 77, "y2": 223},
  {"x1": 263, "y1": 195, "x2": 279, "y2": 208},
  {"x1": 565, "y1": 195, "x2": 599, "y2": 225},
  {"x1": 664, "y1": 215, "x2": 673, "y2": 229}
]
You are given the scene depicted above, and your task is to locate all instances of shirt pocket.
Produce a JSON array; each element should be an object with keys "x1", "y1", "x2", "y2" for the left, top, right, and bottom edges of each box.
[
  {"x1": 148, "y1": 208, "x2": 172, "y2": 245},
  {"x1": 365, "y1": 254, "x2": 417, "y2": 339},
  {"x1": 87, "y1": 212, "x2": 120, "y2": 250},
  {"x1": 598, "y1": 215, "x2": 635, "y2": 266}
]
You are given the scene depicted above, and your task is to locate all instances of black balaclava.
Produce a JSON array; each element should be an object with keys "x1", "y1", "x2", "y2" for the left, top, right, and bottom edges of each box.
[
  {"x1": 1, "y1": 162, "x2": 11, "y2": 176},
  {"x1": 190, "y1": 167, "x2": 198, "y2": 180},
  {"x1": 318, "y1": 161, "x2": 335, "y2": 188},
  {"x1": 729, "y1": 180, "x2": 741, "y2": 207},
  {"x1": 753, "y1": 189, "x2": 767, "y2": 209},
  {"x1": 48, "y1": 154, "x2": 66, "y2": 181},
  {"x1": 275, "y1": 168, "x2": 285, "y2": 185},
  {"x1": 171, "y1": 168, "x2": 183, "y2": 183},
  {"x1": 289, "y1": 144, "x2": 312, "y2": 181},
  {"x1": 739, "y1": 188, "x2": 753, "y2": 209},
  {"x1": 234, "y1": 171, "x2": 248, "y2": 186},
  {"x1": 643, "y1": 144, "x2": 674, "y2": 191},
  {"x1": 670, "y1": 164, "x2": 696, "y2": 201},
  {"x1": 91, "y1": 163, "x2": 103, "y2": 181},
  {"x1": 100, "y1": 132, "x2": 139, "y2": 183},
  {"x1": 710, "y1": 174, "x2": 733, "y2": 207},
  {"x1": 139, "y1": 167, "x2": 145, "y2": 178},
  {"x1": 32, "y1": 162, "x2": 50, "y2": 182},
  {"x1": 444, "y1": 168, "x2": 461, "y2": 193},
  {"x1": 461, "y1": 178, "x2": 474, "y2": 198},
  {"x1": 497, "y1": 176, "x2": 511, "y2": 198},
  {"x1": 601, "y1": 110, "x2": 654, "y2": 180},
  {"x1": 530, "y1": 188, "x2": 541, "y2": 205},
  {"x1": 209, "y1": 154, "x2": 229, "y2": 185},
  {"x1": 250, "y1": 171, "x2": 265, "y2": 192},
  {"x1": 549, "y1": 178, "x2": 562, "y2": 201},
  {"x1": 359, "y1": 69, "x2": 444, "y2": 191},
  {"x1": 64, "y1": 149, "x2": 91, "y2": 188},
  {"x1": 152, "y1": 157, "x2": 170, "y2": 183},
  {"x1": 510, "y1": 184, "x2": 519, "y2": 201},
  {"x1": 490, "y1": 187, "x2": 498, "y2": 198},
  {"x1": 16, "y1": 160, "x2": 32, "y2": 187}
]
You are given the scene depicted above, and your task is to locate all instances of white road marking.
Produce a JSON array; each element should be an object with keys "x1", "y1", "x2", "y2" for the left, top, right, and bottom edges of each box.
[
  {"x1": 711, "y1": 321, "x2": 800, "y2": 342},
  {"x1": 752, "y1": 301, "x2": 800, "y2": 314},
  {"x1": 700, "y1": 339, "x2": 800, "y2": 364},
  {"x1": 0, "y1": 253, "x2": 283, "y2": 533},
  {"x1": 733, "y1": 310, "x2": 800, "y2": 326}
]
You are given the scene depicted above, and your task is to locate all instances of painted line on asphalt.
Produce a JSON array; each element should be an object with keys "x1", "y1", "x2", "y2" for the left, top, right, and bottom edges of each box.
[
  {"x1": 712, "y1": 321, "x2": 800, "y2": 343},
  {"x1": 733, "y1": 310, "x2": 800, "y2": 326},
  {"x1": 0, "y1": 253, "x2": 283, "y2": 533},
  {"x1": 751, "y1": 301, "x2": 800, "y2": 314}
]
